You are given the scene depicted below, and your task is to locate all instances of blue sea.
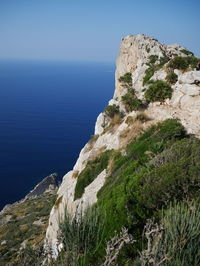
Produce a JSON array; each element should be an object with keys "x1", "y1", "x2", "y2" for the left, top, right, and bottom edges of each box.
[{"x1": 0, "y1": 60, "x2": 115, "y2": 210}]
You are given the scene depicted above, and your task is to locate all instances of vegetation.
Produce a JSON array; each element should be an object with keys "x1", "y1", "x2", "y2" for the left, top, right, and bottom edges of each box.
[
  {"x1": 74, "y1": 150, "x2": 112, "y2": 200},
  {"x1": 0, "y1": 192, "x2": 56, "y2": 265},
  {"x1": 140, "y1": 200, "x2": 200, "y2": 265},
  {"x1": 143, "y1": 55, "x2": 170, "y2": 85},
  {"x1": 166, "y1": 70, "x2": 178, "y2": 84},
  {"x1": 167, "y1": 55, "x2": 200, "y2": 70},
  {"x1": 180, "y1": 49, "x2": 194, "y2": 56},
  {"x1": 58, "y1": 207, "x2": 104, "y2": 265},
  {"x1": 118, "y1": 72, "x2": 132, "y2": 88},
  {"x1": 92, "y1": 119, "x2": 195, "y2": 264},
  {"x1": 135, "y1": 112, "x2": 150, "y2": 122},
  {"x1": 104, "y1": 104, "x2": 120, "y2": 118},
  {"x1": 144, "y1": 80, "x2": 172, "y2": 102},
  {"x1": 122, "y1": 88, "x2": 143, "y2": 112}
]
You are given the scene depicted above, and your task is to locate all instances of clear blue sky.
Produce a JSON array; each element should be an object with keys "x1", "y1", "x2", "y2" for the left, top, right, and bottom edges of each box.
[{"x1": 0, "y1": 0, "x2": 199, "y2": 62}]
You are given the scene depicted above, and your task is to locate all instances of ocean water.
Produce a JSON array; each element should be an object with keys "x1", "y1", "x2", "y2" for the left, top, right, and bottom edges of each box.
[{"x1": 0, "y1": 60, "x2": 115, "y2": 210}]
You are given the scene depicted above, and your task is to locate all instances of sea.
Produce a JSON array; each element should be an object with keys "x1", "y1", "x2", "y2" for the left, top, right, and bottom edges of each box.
[{"x1": 0, "y1": 60, "x2": 115, "y2": 210}]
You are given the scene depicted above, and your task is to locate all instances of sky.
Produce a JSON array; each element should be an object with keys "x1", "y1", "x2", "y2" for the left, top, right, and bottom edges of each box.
[{"x1": 0, "y1": 0, "x2": 199, "y2": 62}]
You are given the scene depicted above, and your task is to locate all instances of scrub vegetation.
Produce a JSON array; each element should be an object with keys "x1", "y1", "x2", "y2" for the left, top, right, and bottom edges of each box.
[{"x1": 58, "y1": 119, "x2": 200, "y2": 265}]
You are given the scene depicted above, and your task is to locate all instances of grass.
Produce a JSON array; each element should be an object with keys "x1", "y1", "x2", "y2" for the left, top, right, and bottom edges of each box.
[{"x1": 58, "y1": 206, "x2": 105, "y2": 265}]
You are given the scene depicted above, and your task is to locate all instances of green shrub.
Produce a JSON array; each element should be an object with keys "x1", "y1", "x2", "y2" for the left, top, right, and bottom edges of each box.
[
  {"x1": 122, "y1": 89, "x2": 143, "y2": 112},
  {"x1": 168, "y1": 56, "x2": 200, "y2": 70},
  {"x1": 180, "y1": 49, "x2": 194, "y2": 56},
  {"x1": 158, "y1": 55, "x2": 170, "y2": 67},
  {"x1": 74, "y1": 150, "x2": 112, "y2": 200},
  {"x1": 104, "y1": 104, "x2": 120, "y2": 118},
  {"x1": 148, "y1": 55, "x2": 159, "y2": 65},
  {"x1": 143, "y1": 55, "x2": 170, "y2": 85},
  {"x1": 144, "y1": 80, "x2": 172, "y2": 102},
  {"x1": 143, "y1": 66, "x2": 155, "y2": 85},
  {"x1": 167, "y1": 56, "x2": 189, "y2": 70},
  {"x1": 166, "y1": 70, "x2": 178, "y2": 84},
  {"x1": 118, "y1": 72, "x2": 132, "y2": 88}
]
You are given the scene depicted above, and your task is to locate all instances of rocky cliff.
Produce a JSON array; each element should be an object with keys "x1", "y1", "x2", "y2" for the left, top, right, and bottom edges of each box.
[{"x1": 45, "y1": 34, "x2": 200, "y2": 259}]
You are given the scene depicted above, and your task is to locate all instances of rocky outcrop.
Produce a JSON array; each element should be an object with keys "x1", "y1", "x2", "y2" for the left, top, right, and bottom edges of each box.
[
  {"x1": 45, "y1": 34, "x2": 200, "y2": 257},
  {"x1": 25, "y1": 173, "x2": 58, "y2": 199}
]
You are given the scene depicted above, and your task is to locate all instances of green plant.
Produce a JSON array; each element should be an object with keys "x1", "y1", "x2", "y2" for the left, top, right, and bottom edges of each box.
[
  {"x1": 168, "y1": 56, "x2": 200, "y2": 70},
  {"x1": 59, "y1": 207, "x2": 105, "y2": 265},
  {"x1": 104, "y1": 104, "x2": 120, "y2": 118},
  {"x1": 148, "y1": 55, "x2": 159, "y2": 65},
  {"x1": 122, "y1": 89, "x2": 143, "y2": 112},
  {"x1": 118, "y1": 72, "x2": 132, "y2": 88},
  {"x1": 140, "y1": 200, "x2": 200, "y2": 265},
  {"x1": 143, "y1": 66, "x2": 155, "y2": 85},
  {"x1": 180, "y1": 49, "x2": 194, "y2": 56},
  {"x1": 143, "y1": 55, "x2": 170, "y2": 85},
  {"x1": 167, "y1": 56, "x2": 189, "y2": 70},
  {"x1": 74, "y1": 150, "x2": 112, "y2": 200},
  {"x1": 144, "y1": 80, "x2": 172, "y2": 102},
  {"x1": 166, "y1": 70, "x2": 178, "y2": 84}
]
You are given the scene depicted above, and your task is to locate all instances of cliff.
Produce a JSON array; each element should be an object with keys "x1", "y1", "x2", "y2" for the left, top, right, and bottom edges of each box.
[{"x1": 44, "y1": 34, "x2": 200, "y2": 261}]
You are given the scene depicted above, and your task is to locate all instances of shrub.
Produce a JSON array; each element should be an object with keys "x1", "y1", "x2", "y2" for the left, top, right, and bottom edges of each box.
[
  {"x1": 74, "y1": 150, "x2": 112, "y2": 200},
  {"x1": 144, "y1": 80, "x2": 172, "y2": 102},
  {"x1": 166, "y1": 70, "x2": 178, "y2": 84},
  {"x1": 143, "y1": 55, "x2": 170, "y2": 85},
  {"x1": 180, "y1": 49, "x2": 194, "y2": 56},
  {"x1": 158, "y1": 55, "x2": 170, "y2": 67},
  {"x1": 168, "y1": 56, "x2": 200, "y2": 70},
  {"x1": 122, "y1": 89, "x2": 143, "y2": 112},
  {"x1": 148, "y1": 55, "x2": 159, "y2": 65},
  {"x1": 118, "y1": 72, "x2": 132, "y2": 88},
  {"x1": 104, "y1": 104, "x2": 120, "y2": 118},
  {"x1": 167, "y1": 56, "x2": 189, "y2": 70},
  {"x1": 143, "y1": 66, "x2": 155, "y2": 85}
]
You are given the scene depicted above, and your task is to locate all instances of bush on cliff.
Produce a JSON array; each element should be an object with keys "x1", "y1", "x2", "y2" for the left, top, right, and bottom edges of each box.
[
  {"x1": 144, "y1": 80, "x2": 172, "y2": 102},
  {"x1": 122, "y1": 88, "x2": 143, "y2": 112}
]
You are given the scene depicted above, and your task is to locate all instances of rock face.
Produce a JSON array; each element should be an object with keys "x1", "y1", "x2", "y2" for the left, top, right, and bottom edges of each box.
[{"x1": 45, "y1": 34, "x2": 200, "y2": 257}]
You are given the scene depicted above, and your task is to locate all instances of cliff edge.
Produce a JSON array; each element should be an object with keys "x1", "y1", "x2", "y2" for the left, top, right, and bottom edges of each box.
[{"x1": 45, "y1": 34, "x2": 200, "y2": 259}]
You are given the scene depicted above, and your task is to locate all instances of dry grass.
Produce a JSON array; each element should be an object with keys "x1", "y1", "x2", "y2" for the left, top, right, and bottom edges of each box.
[
  {"x1": 103, "y1": 114, "x2": 123, "y2": 135},
  {"x1": 72, "y1": 170, "x2": 79, "y2": 179},
  {"x1": 119, "y1": 120, "x2": 143, "y2": 148},
  {"x1": 85, "y1": 135, "x2": 99, "y2": 152},
  {"x1": 135, "y1": 112, "x2": 151, "y2": 123},
  {"x1": 125, "y1": 116, "x2": 134, "y2": 125}
]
